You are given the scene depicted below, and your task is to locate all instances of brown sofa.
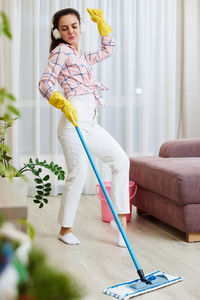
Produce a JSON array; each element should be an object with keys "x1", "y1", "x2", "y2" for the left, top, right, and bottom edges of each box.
[{"x1": 129, "y1": 138, "x2": 200, "y2": 242}]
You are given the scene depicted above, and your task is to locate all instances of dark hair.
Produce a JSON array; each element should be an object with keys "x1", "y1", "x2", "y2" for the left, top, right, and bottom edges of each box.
[{"x1": 50, "y1": 8, "x2": 81, "y2": 53}]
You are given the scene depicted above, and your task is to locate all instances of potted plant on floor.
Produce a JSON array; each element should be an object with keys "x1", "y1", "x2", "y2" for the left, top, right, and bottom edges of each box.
[
  {"x1": 0, "y1": 11, "x2": 27, "y2": 210},
  {"x1": 0, "y1": 11, "x2": 65, "y2": 209}
]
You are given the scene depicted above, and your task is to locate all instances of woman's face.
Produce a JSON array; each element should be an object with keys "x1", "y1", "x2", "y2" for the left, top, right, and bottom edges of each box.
[{"x1": 58, "y1": 14, "x2": 80, "y2": 50}]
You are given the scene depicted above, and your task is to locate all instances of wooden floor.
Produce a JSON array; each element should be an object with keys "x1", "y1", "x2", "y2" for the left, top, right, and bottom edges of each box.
[{"x1": 28, "y1": 195, "x2": 200, "y2": 300}]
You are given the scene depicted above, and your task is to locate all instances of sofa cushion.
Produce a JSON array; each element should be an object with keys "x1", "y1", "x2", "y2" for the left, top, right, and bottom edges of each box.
[
  {"x1": 159, "y1": 138, "x2": 200, "y2": 158},
  {"x1": 129, "y1": 157, "x2": 200, "y2": 205}
]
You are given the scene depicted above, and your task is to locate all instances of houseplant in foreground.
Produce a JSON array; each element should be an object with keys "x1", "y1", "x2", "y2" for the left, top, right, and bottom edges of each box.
[{"x1": 0, "y1": 216, "x2": 83, "y2": 300}]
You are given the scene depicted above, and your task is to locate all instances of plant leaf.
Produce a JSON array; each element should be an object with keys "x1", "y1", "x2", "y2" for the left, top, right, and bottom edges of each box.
[
  {"x1": 39, "y1": 202, "x2": 44, "y2": 208},
  {"x1": 34, "y1": 178, "x2": 42, "y2": 184},
  {"x1": 0, "y1": 12, "x2": 12, "y2": 39},
  {"x1": 0, "y1": 88, "x2": 5, "y2": 103},
  {"x1": 44, "y1": 188, "x2": 51, "y2": 192},
  {"x1": 7, "y1": 105, "x2": 20, "y2": 117},
  {"x1": 32, "y1": 170, "x2": 39, "y2": 176},
  {"x1": 43, "y1": 175, "x2": 49, "y2": 181},
  {"x1": 44, "y1": 193, "x2": 50, "y2": 196},
  {"x1": 33, "y1": 199, "x2": 41, "y2": 203},
  {"x1": 36, "y1": 185, "x2": 43, "y2": 189},
  {"x1": 27, "y1": 163, "x2": 34, "y2": 169},
  {"x1": 58, "y1": 174, "x2": 65, "y2": 180},
  {"x1": 37, "y1": 191, "x2": 43, "y2": 195},
  {"x1": 4, "y1": 92, "x2": 15, "y2": 101},
  {"x1": 0, "y1": 143, "x2": 9, "y2": 153}
]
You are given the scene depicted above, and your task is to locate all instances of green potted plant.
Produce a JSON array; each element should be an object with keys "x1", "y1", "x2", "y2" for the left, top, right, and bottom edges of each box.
[
  {"x1": 0, "y1": 216, "x2": 83, "y2": 300},
  {"x1": 0, "y1": 11, "x2": 27, "y2": 210},
  {"x1": 0, "y1": 12, "x2": 65, "y2": 209},
  {"x1": 15, "y1": 158, "x2": 65, "y2": 208}
]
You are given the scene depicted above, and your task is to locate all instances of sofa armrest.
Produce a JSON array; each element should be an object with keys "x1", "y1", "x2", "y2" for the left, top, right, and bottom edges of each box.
[{"x1": 159, "y1": 138, "x2": 200, "y2": 158}]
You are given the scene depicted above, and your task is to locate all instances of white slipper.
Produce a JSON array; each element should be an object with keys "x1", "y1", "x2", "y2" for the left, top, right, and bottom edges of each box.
[
  {"x1": 59, "y1": 232, "x2": 80, "y2": 245},
  {"x1": 110, "y1": 220, "x2": 126, "y2": 248}
]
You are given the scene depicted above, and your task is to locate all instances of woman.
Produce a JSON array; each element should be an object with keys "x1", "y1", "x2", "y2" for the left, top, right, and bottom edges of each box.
[{"x1": 39, "y1": 8, "x2": 130, "y2": 247}]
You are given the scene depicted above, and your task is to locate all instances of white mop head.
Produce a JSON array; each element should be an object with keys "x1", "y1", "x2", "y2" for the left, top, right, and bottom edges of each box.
[{"x1": 104, "y1": 271, "x2": 183, "y2": 299}]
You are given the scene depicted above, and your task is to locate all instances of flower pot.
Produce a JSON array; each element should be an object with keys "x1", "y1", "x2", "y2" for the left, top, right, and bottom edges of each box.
[
  {"x1": 0, "y1": 177, "x2": 28, "y2": 208},
  {"x1": 0, "y1": 177, "x2": 28, "y2": 226},
  {"x1": 96, "y1": 181, "x2": 137, "y2": 223}
]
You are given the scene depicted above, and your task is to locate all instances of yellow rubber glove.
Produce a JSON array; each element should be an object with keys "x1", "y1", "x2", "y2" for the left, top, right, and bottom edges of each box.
[
  {"x1": 87, "y1": 8, "x2": 112, "y2": 36},
  {"x1": 49, "y1": 91, "x2": 78, "y2": 127}
]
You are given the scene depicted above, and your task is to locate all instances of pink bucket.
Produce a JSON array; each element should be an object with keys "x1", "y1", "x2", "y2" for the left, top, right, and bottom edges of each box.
[{"x1": 96, "y1": 181, "x2": 137, "y2": 223}]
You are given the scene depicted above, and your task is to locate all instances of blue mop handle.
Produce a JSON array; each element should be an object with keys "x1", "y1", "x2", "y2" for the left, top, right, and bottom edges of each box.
[{"x1": 75, "y1": 125, "x2": 141, "y2": 272}]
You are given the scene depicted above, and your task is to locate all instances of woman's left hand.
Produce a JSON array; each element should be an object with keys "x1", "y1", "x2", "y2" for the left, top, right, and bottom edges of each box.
[{"x1": 87, "y1": 8, "x2": 112, "y2": 36}]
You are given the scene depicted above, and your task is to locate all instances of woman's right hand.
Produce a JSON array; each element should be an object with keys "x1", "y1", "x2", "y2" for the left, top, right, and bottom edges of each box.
[{"x1": 49, "y1": 91, "x2": 78, "y2": 127}]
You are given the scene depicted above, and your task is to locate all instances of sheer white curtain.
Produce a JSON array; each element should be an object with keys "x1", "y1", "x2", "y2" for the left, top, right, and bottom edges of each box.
[
  {"x1": 177, "y1": 0, "x2": 200, "y2": 137},
  {"x1": 1, "y1": 0, "x2": 199, "y2": 195}
]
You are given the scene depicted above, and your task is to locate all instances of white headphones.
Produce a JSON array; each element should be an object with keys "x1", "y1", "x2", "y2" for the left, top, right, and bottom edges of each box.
[
  {"x1": 52, "y1": 28, "x2": 61, "y2": 39},
  {"x1": 52, "y1": 22, "x2": 86, "y2": 40}
]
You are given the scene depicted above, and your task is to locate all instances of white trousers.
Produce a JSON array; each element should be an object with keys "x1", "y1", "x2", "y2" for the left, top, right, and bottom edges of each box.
[{"x1": 57, "y1": 94, "x2": 130, "y2": 227}]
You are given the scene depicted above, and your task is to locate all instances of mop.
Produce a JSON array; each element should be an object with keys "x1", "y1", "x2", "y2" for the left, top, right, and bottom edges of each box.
[{"x1": 75, "y1": 125, "x2": 183, "y2": 299}]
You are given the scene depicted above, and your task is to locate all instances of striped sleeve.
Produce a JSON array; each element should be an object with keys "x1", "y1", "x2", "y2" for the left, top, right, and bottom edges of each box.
[
  {"x1": 84, "y1": 36, "x2": 116, "y2": 66},
  {"x1": 39, "y1": 44, "x2": 70, "y2": 100}
]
